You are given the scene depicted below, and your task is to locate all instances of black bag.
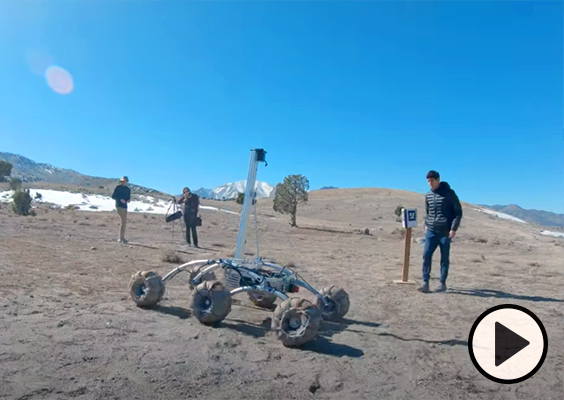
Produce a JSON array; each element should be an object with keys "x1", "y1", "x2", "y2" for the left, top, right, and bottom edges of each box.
[
  {"x1": 166, "y1": 211, "x2": 182, "y2": 223},
  {"x1": 195, "y1": 216, "x2": 202, "y2": 226}
]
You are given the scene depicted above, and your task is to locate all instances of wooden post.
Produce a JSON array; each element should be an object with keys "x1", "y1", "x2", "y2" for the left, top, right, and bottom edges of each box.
[{"x1": 393, "y1": 227, "x2": 415, "y2": 284}]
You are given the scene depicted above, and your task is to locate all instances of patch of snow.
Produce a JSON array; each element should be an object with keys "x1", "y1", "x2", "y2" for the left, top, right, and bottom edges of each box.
[
  {"x1": 476, "y1": 207, "x2": 527, "y2": 223},
  {"x1": 0, "y1": 189, "x2": 241, "y2": 216},
  {"x1": 540, "y1": 230, "x2": 564, "y2": 238}
]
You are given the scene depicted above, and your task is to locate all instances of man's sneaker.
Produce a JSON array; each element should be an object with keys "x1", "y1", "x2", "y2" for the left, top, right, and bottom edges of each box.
[
  {"x1": 118, "y1": 239, "x2": 128, "y2": 244},
  {"x1": 435, "y1": 283, "x2": 447, "y2": 292},
  {"x1": 417, "y1": 281, "x2": 430, "y2": 293}
]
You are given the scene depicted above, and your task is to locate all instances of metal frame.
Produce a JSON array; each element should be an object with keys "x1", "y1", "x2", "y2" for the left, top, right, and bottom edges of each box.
[{"x1": 160, "y1": 257, "x2": 331, "y2": 307}]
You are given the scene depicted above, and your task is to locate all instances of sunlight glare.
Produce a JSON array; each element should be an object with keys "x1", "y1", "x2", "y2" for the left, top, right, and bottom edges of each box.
[{"x1": 45, "y1": 65, "x2": 74, "y2": 95}]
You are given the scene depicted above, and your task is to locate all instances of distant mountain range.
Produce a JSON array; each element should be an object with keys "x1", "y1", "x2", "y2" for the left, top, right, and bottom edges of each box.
[
  {"x1": 192, "y1": 180, "x2": 275, "y2": 200},
  {"x1": 480, "y1": 204, "x2": 564, "y2": 228},
  {"x1": 0, "y1": 152, "x2": 169, "y2": 196}
]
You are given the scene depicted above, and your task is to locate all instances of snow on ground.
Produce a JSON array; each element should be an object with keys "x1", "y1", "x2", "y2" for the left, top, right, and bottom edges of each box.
[
  {"x1": 540, "y1": 230, "x2": 564, "y2": 238},
  {"x1": 0, "y1": 189, "x2": 240, "y2": 216},
  {"x1": 475, "y1": 207, "x2": 527, "y2": 223}
]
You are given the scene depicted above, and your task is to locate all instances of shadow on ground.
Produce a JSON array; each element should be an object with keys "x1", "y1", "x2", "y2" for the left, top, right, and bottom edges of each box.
[
  {"x1": 301, "y1": 336, "x2": 365, "y2": 357},
  {"x1": 376, "y1": 332, "x2": 467, "y2": 347},
  {"x1": 152, "y1": 305, "x2": 192, "y2": 319},
  {"x1": 217, "y1": 317, "x2": 366, "y2": 357},
  {"x1": 448, "y1": 288, "x2": 564, "y2": 303},
  {"x1": 218, "y1": 318, "x2": 272, "y2": 338}
]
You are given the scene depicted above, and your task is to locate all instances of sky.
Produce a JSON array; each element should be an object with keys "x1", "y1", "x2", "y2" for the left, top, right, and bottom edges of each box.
[{"x1": 0, "y1": 1, "x2": 562, "y2": 213}]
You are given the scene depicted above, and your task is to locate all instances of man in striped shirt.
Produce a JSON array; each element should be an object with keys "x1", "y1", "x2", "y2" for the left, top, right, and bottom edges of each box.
[{"x1": 418, "y1": 170, "x2": 463, "y2": 293}]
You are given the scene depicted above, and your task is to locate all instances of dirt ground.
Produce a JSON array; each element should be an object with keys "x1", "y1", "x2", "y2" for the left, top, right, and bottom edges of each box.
[{"x1": 1, "y1": 187, "x2": 563, "y2": 400}]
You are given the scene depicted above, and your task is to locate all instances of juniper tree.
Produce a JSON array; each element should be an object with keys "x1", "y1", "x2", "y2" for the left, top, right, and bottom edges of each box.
[{"x1": 273, "y1": 174, "x2": 309, "y2": 227}]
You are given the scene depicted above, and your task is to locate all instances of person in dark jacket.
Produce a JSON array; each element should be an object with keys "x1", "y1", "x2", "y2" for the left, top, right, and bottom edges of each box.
[
  {"x1": 178, "y1": 187, "x2": 199, "y2": 247},
  {"x1": 111, "y1": 176, "x2": 131, "y2": 243},
  {"x1": 418, "y1": 170, "x2": 463, "y2": 293}
]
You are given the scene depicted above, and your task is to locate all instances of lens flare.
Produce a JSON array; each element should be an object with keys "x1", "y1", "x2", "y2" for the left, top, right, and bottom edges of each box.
[
  {"x1": 25, "y1": 49, "x2": 53, "y2": 76},
  {"x1": 45, "y1": 65, "x2": 74, "y2": 95}
]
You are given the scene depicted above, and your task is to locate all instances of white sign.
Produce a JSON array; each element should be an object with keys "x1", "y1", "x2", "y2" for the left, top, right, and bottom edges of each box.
[{"x1": 402, "y1": 208, "x2": 417, "y2": 228}]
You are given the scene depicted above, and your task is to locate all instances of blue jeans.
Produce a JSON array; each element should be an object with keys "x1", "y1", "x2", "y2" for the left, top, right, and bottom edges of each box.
[{"x1": 422, "y1": 229, "x2": 451, "y2": 284}]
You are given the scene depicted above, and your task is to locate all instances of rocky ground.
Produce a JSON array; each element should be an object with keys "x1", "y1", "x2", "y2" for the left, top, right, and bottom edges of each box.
[{"x1": 1, "y1": 187, "x2": 562, "y2": 399}]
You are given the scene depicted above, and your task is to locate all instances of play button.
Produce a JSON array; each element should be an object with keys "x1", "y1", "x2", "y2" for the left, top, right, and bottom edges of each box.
[
  {"x1": 495, "y1": 322, "x2": 529, "y2": 366},
  {"x1": 468, "y1": 304, "x2": 548, "y2": 384}
]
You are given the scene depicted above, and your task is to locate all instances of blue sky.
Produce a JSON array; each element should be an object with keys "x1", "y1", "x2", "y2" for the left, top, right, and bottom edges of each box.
[{"x1": 1, "y1": 1, "x2": 562, "y2": 213}]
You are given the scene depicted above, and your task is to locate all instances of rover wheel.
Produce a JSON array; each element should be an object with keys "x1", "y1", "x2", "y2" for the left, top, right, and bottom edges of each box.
[
  {"x1": 248, "y1": 290, "x2": 277, "y2": 309},
  {"x1": 191, "y1": 280, "x2": 232, "y2": 326},
  {"x1": 129, "y1": 270, "x2": 165, "y2": 308},
  {"x1": 316, "y1": 285, "x2": 350, "y2": 321},
  {"x1": 272, "y1": 298, "x2": 322, "y2": 347}
]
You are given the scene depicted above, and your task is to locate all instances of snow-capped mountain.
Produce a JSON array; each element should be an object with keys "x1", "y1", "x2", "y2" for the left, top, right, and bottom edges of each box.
[{"x1": 193, "y1": 180, "x2": 275, "y2": 200}]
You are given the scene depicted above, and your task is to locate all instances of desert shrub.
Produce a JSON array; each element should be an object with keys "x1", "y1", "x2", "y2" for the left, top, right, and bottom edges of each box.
[
  {"x1": 394, "y1": 205, "x2": 403, "y2": 222},
  {"x1": 161, "y1": 250, "x2": 183, "y2": 263},
  {"x1": 11, "y1": 189, "x2": 32, "y2": 216},
  {"x1": 236, "y1": 192, "x2": 245, "y2": 205},
  {"x1": 34, "y1": 192, "x2": 42, "y2": 200}
]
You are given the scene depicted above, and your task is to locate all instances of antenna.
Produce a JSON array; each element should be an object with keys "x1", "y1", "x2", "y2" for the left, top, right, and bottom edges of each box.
[{"x1": 233, "y1": 148, "x2": 267, "y2": 260}]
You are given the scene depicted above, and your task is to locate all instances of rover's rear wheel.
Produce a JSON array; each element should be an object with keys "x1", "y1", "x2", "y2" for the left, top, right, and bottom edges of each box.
[
  {"x1": 129, "y1": 270, "x2": 165, "y2": 308},
  {"x1": 316, "y1": 285, "x2": 350, "y2": 321},
  {"x1": 272, "y1": 298, "x2": 322, "y2": 347}
]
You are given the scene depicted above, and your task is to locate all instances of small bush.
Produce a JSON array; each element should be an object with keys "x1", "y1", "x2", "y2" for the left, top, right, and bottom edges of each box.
[
  {"x1": 161, "y1": 250, "x2": 183, "y2": 264},
  {"x1": 236, "y1": 192, "x2": 245, "y2": 205},
  {"x1": 394, "y1": 205, "x2": 403, "y2": 222},
  {"x1": 12, "y1": 189, "x2": 32, "y2": 216},
  {"x1": 35, "y1": 192, "x2": 42, "y2": 200}
]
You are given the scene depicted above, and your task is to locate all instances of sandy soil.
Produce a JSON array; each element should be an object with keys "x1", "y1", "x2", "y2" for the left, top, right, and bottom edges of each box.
[{"x1": 1, "y1": 188, "x2": 563, "y2": 400}]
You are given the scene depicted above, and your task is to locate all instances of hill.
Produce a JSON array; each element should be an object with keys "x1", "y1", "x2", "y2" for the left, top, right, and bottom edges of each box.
[
  {"x1": 481, "y1": 204, "x2": 564, "y2": 228},
  {"x1": 0, "y1": 152, "x2": 170, "y2": 198}
]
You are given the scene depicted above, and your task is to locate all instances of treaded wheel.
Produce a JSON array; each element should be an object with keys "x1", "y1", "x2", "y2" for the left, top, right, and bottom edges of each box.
[
  {"x1": 316, "y1": 285, "x2": 350, "y2": 321},
  {"x1": 248, "y1": 290, "x2": 277, "y2": 309},
  {"x1": 272, "y1": 298, "x2": 322, "y2": 347},
  {"x1": 191, "y1": 280, "x2": 232, "y2": 326},
  {"x1": 129, "y1": 270, "x2": 165, "y2": 308}
]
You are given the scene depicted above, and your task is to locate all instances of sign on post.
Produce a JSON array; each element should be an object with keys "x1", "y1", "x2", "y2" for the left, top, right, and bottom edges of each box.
[
  {"x1": 402, "y1": 208, "x2": 417, "y2": 229},
  {"x1": 394, "y1": 208, "x2": 417, "y2": 285}
]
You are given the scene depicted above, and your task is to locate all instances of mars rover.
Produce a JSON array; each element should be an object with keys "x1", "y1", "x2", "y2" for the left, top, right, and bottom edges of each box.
[{"x1": 128, "y1": 149, "x2": 350, "y2": 347}]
